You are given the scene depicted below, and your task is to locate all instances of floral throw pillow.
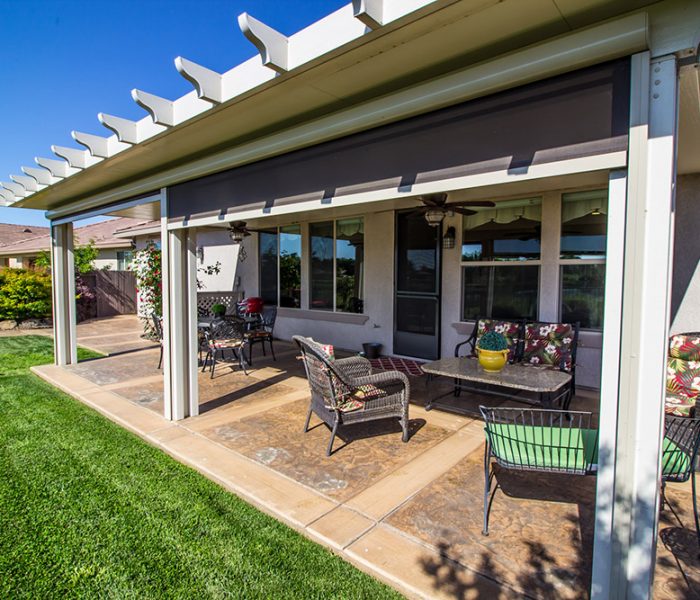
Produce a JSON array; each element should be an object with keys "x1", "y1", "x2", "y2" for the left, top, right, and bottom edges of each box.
[
  {"x1": 669, "y1": 333, "x2": 700, "y2": 362},
  {"x1": 476, "y1": 319, "x2": 521, "y2": 361},
  {"x1": 522, "y1": 323, "x2": 575, "y2": 372}
]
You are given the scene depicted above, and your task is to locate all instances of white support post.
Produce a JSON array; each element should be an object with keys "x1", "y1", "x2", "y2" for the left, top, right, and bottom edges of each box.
[
  {"x1": 591, "y1": 52, "x2": 678, "y2": 599},
  {"x1": 161, "y1": 189, "x2": 199, "y2": 421},
  {"x1": 50, "y1": 222, "x2": 77, "y2": 366}
]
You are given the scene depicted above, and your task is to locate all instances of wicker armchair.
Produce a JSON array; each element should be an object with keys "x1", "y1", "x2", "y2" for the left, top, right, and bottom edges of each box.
[{"x1": 293, "y1": 335, "x2": 410, "y2": 456}]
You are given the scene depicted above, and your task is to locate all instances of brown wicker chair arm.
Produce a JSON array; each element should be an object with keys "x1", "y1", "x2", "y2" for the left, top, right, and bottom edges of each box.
[
  {"x1": 333, "y1": 356, "x2": 372, "y2": 378},
  {"x1": 351, "y1": 370, "x2": 410, "y2": 404}
]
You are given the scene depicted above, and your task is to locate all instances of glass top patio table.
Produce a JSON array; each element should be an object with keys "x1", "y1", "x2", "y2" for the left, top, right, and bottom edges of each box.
[{"x1": 421, "y1": 357, "x2": 571, "y2": 393}]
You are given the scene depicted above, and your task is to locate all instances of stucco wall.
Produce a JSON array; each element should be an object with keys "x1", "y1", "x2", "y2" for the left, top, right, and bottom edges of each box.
[
  {"x1": 671, "y1": 174, "x2": 700, "y2": 335},
  {"x1": 94, "y1": 249, "x2": 119, "y2": 271}
]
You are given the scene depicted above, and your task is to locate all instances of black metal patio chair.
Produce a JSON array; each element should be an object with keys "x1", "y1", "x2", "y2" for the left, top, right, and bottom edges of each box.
[
  {"x1": 202, "y1": 317, "x2": 249, "y2": 378},
  {"x1": 661, "y1": 415, "x2": 700, "y2": 546},
  {"x1": 479, "y1": 406, "x2": 598, "y2": 535},
  {"x1": 294, "y1": 335, "x2": 410, "y2": 456},
  {"x1": 245, "y1": 306, "x2": 277, "y2": 364}
]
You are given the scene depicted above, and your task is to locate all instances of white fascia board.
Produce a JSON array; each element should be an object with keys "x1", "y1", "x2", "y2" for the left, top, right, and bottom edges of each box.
[
  {"x1": 289, "y1": 4, "x2": 367, "y2": 69},
  {"x1": 45, "y1": 13, "x2": 646, "y2": 221},
  {"x1": 35, "y1": 156, "x2": 79, "y2": 178},
  {"x1": 220, "y1": 57, "x2": 275, "y2": 103},
  {"x1": 383, "y1": 0, "x2": 437, "y2": 22},
  {"x1": 167, "y1": 151, "x2": 627, "y2": 230},
  {"x1": 71, "y1": 130, "x2": 131, "y2": 158}
]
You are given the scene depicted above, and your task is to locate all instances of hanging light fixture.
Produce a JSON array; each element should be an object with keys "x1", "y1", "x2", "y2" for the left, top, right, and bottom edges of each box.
[
  {"x1": 424, "y1": 208, "x2": 445, "y2": 227},
  {"x1": 229, "y1": 229, "x2": 245, "y2": 244},
  {"x1": 442, "y1": 226, "x2": 456, "y2": 249}
]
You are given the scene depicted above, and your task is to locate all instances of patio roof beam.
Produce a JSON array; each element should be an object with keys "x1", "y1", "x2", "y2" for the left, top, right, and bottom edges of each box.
[
  {"x1": 0, "y1": 189, "x2": 16, "y2": 204},
  {"x1": 22, "y1": 166, "x2": 58, "y2": 186},
  {"x1": 352, "y1": 0, "x2": 385, "y2": 29},
  {"x1": 51, "y1": 145, "x2": 102, "y2": 170},
  {"x1": 10, "y1": 174, "x2": 40, "y2": 193},
  {"x1": 97, "y1": 112, "x2": 167, "y2": 145},
  {"x1": 71, "y1": 130, "x2": 131, "y2": 158},
  {"x1": 35, "y1": 156, "x2": 78, "y2": 179},
  {"x1": 43, "y1": 13, "x2": 648, "y2": 222},
  {"x1": 238, "y1": 13, "x2": 289, "y2": 73},
  {"x1": 175, "y1": 57, "x2": 225, "y2": 104},
  {"x1": 1, "y1": 181, "x2": 27, "y2": 198}
]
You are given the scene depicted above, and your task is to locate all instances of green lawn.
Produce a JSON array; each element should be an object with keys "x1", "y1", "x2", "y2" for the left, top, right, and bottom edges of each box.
[{"x1": 0, "y1": 336, "x2": 400, "y2": 599}]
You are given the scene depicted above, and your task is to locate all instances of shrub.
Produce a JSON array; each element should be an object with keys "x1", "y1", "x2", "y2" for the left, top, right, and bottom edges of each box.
[
  {"x1": 477, "y1": 330, "x2": 508, "y2": 351},
  {"x1": 0, "y1": 268, "x2": 52, "y2": 321},
  {"x1": 211, "y1": 303, "x2": 226, "y2": 317}
]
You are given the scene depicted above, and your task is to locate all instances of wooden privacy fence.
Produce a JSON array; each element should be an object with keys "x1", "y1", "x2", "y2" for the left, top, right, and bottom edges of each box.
[{"x1": 80, "y1": 271, "x2": 137, "y2": 318}]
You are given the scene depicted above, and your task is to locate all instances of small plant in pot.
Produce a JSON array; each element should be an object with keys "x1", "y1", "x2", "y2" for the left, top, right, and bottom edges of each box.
[
  {"x1": 211, "y1": 303, "x2": 227, "y2": 318},
  {"x1": 476, "y1": 331, "x2": 509, "y2": 373}
]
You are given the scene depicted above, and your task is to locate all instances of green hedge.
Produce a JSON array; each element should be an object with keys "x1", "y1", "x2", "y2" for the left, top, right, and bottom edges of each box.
[{"x1": 0, "y1": 269, "x2": 52, "y2": 321}]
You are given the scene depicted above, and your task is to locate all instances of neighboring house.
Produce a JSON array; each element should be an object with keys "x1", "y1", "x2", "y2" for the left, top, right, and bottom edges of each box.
[
  {"x1": 3, "y1": 1, "x2": 700, "y2": 595},
  {"x1": 0, "y1": 223, "x2": 50, "y2": 268},
  {"x1": 0, "y1": 217, "x2": 149, "y2": 270}
]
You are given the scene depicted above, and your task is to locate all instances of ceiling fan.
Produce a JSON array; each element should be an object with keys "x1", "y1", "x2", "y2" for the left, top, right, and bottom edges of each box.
[
  {"x1": 227, "y1": 221, "x2": 257, "y2": 243},
  {"x1": 410, "y1": 193, "x2": 496, "y2": 226}
]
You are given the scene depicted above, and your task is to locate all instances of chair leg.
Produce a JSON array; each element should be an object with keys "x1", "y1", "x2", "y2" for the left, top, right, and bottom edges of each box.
[
  {"x1": 210, "y1": 350, "x2": 217, "y2": 379},
  {"x1": 158, "y1": 344, "x2": 163, "y2": 370},
  {"x1": 239, "y1": 347, "x2": 248, "y2": 376},
  {"x1": 201, "y1": 350, "x2": 210, "y2": 373},
  {"x1": 303, "y1": 405, "x2": 313, "y2": 433},
  {"x1": 247, "y1": 341, "x2": 254, "y2": 366},
  {"x1": 327, "y1": 419, "x2": 339, "y2": 456},
  {"x1": 482, "y1": 441, "x2": 492, "y2": 536},
  {"x1": 693, "y1": 469, "x2": 700, "y2": 547},
  {"x1": 269, "y1": 337, "x2": 276, "y2": 361},
  {"x1": 401, "y1": 413, "x2": 409, "y2": 442}
]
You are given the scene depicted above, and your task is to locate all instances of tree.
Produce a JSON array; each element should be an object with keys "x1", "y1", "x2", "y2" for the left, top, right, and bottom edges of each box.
[{"x1": 34, "y1": 238, "x2": 100, "y2": 274}]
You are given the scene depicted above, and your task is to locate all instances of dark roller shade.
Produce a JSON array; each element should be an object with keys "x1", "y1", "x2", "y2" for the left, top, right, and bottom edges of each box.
[{"x1": 169, "y1": 59, "x2": 630, "y2": 220}]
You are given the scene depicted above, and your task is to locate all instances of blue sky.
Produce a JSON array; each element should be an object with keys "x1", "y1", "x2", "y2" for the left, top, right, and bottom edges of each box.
[{"x1": 0, "y1": 0, "x2": 346, "y2": 226}]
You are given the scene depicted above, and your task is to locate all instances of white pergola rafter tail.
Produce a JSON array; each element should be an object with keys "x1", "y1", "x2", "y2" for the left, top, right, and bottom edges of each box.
[
  {"x1": 35, "y1": 156, "x2": 78, "y2": 178},
  {"x1": 352, "y1": 0, "x2": 385, "y2": 29},
  {"x1": 132, "y1": 89, "x2": 175, "y2": 126},
  {"x1": 71, "y1": 130, "x2": 130, "y2": 158},
  {"x1": 51, "y1": 145, "x2": 102, "y2": 169},
  {"x1": 10, "y1": 174, "x2": 40, "y2": 192},
  {"x1": 22, "y1": 166, "x2": 58, "y2": 186},
  {"x1": 238, "y1": 13, "x2": 289, "y2": 73},
  {"x1": 175, "y1": 57, "x2": 224, "y2": 103},
  {"x1": 1, "y1": 181, "x2": 27, "y2": 197},
  {"x1": 0, "y1": 188, "x2": 16, "y2": 203},
  {"x1": 97, "y1": 113, "x2": 167, "y2": 145}
]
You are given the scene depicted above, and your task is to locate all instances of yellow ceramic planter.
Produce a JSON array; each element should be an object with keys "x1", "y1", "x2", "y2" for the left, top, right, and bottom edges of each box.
[{"x1": 477, "y1": 347, "x2": 509, "y2": 373}]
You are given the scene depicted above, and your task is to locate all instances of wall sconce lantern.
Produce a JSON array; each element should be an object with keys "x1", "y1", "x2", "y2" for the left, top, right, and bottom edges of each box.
[
  {"x1": 196, "y1": 246, "x2": 204, "y2": 262},
  {"x1": 442, "y1": 226, "x2": 456, "y2": 249}
]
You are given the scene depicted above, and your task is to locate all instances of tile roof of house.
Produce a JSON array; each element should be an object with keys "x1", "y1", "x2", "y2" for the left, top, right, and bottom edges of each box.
[
  {"x1": 0, "y1": 223, "x2": 50, "y2": 247},
  {"x1": 0, "y1": 217, "x2": 150, "y2": 256}
]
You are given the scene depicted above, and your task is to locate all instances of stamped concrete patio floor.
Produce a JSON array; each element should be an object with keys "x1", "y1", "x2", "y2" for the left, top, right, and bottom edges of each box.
[{"x1": 30, "y1": 316, "x2": 700, "y2": 599}]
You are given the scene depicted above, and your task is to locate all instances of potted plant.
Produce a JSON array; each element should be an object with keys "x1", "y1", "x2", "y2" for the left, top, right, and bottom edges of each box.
[
  {"x1": 476, "y1": 331, "x2": 509, "y2": 373},
  {"x1": 211, "y1": 303, "x2": 227, "y2": 318}
]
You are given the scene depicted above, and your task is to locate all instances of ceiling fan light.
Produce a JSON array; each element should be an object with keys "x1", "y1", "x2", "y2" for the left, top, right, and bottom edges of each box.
[
  {"x1": 229, "y1": 229, "x2": 245, "y2": 244},
  {"x1": 424, "y1": 208, "x2": 445, "y2": 227}
]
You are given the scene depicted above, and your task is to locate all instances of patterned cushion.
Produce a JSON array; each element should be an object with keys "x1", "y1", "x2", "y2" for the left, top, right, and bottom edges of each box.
[
  {"x1": 476, "y1": 319, "x2": 521, "y2": 362},
  {"x1": 665, "y1": 391, "x2": 697, "y2": 418},
  {"x1": 334, "y1": 383, "x2": 386, "y2": 413},
  {"x1": 669, "y1": 333, "x2": 700, "y2": 362},
  {"x1": 245, "y1": 330, "x2": 271, "y2": 339},
  {"x1": 209, "y1": 339, "x2": 244, "y2": 349},
  {"x1": 522, "y1": 323, "x2": 576, "y2": 372}
]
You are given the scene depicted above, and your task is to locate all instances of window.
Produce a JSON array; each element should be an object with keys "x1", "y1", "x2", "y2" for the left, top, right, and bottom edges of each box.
[
  {"x1": 309, "y1": 218, "x2": 364, "y2": 313},
  {"x1": 461, "y1": 198, "x2": 541, "y2": 320},
  {"x1": 257, "y1": 225, "x2": 302, "y2": 308},
  {"x1": 117, "y1": 251, "x2": 134, "y2": 271},
  {"x1": 259, "y1": 230, "x2": 278, "y2": 306},
  {"x1": 560, "y1": 190, "x2": 607, "y2": 329}
]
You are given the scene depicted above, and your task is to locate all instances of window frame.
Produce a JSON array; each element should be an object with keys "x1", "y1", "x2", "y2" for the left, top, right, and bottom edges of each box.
[
  {"x1": 557, "y1": 189, "x2": 609, "y2": 331},
  {"x1": 307, "y1": 216, "x2": 365, "y2": 314},
  {"x1": 460, "y1": 196, "x2": 543, "y2": 321}
]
